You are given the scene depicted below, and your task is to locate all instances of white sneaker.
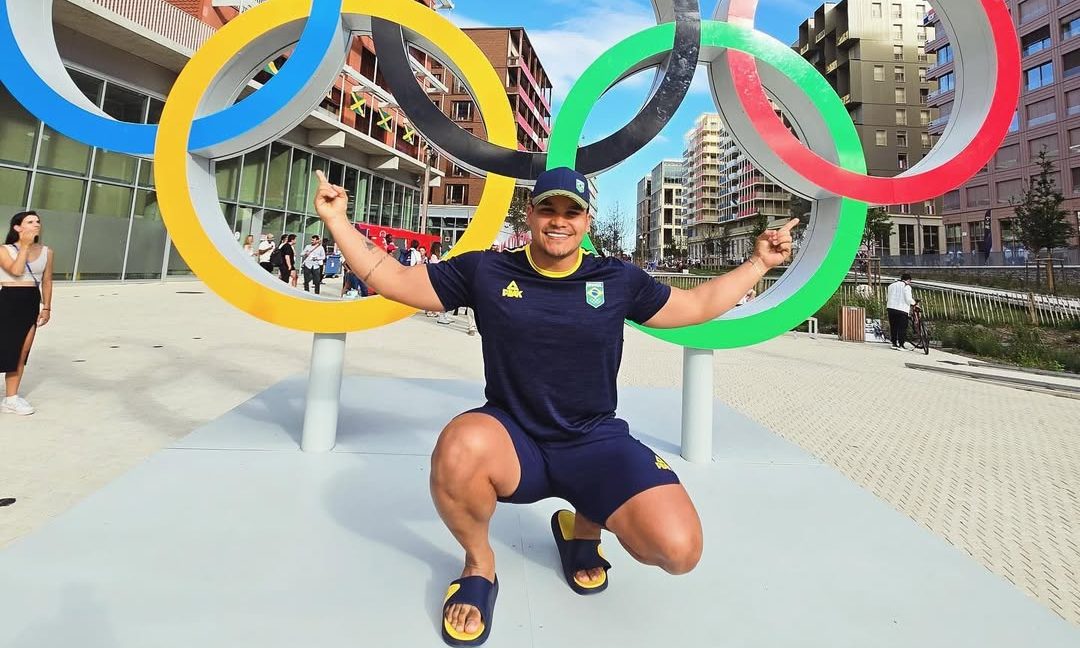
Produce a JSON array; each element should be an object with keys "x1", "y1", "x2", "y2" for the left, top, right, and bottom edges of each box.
[{"x1": 1, "y1": 396, "x2": 34, "y2": 416}]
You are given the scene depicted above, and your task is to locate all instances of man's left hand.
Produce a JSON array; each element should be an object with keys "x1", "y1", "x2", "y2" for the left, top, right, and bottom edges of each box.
[{"x1": 753, "y1": 218, "x2": 799, "y2": 269}]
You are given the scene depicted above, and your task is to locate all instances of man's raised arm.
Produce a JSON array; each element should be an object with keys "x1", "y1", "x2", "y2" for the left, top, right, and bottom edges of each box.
[{"x1": 313, "y1": 170, "x2": 444, "y2": 311}]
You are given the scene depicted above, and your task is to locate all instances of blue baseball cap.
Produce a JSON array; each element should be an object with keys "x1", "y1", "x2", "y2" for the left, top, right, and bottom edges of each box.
[{"x1": 531, "y1": 167, "x2": 590, "y2": 211}]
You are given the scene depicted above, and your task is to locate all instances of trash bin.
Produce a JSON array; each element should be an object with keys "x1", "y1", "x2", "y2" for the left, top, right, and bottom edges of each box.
[
  {"x1": 325, "y1": 253, "x2": 341, "y2": 278},
  {"x1": 839, "y1": 306, "x2": 866, "y2": 342}
]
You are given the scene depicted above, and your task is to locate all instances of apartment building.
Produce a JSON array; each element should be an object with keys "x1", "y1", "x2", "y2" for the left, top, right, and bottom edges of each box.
[
  {"x1": 794, "y1": 0, "x2": 945, "y2": 256},
  {"x1": 684, "y1": 114, "x2": 791, "y2": 263},
  {"x1": 927, "y1": 0, "x2": 1080, "y2": 257},
  {"x1": 0, "y1": 0, "x2": 442, "y2": 281},
  {"x1": 426, "y1": 27, "x2": 555, "y2": 246},
  {"x1": 634, "y1": 160, "x2": 685, "y2": 263}
]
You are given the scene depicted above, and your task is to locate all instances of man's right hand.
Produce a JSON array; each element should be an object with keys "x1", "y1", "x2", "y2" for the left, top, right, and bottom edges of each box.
[{"x1": 313, "y1": 169, "x2": 349, "y2": 227}]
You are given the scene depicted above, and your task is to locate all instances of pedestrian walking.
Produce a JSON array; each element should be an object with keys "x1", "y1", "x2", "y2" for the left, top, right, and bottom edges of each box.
[
  {"x1": 1, "y1": 211, "x2": 54, "y2": 416},
  {"x1": 301, "y1": 234, "x2": 327, "y2": 294},
  {"x1": 258, "y1": 233, "x2": 275, "y2": 272},
  {"x1": 887, "y1": 273, "x2": 916, "y2": 350}
]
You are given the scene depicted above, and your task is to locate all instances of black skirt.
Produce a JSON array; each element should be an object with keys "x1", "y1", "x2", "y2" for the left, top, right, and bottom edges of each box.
[{"x1": 0, "y1": 285, "x2": 40, "y2": 372}]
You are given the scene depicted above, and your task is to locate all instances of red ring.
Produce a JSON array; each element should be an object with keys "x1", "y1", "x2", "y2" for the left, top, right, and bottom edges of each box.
[{"x1": 723, "y1": 0, "x2": 1020, "y2": 205}]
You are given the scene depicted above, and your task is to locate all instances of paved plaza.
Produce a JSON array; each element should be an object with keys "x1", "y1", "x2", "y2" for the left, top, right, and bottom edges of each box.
[{"x1": 2, "y1": 280, "x2": 1079, "y2": 627}]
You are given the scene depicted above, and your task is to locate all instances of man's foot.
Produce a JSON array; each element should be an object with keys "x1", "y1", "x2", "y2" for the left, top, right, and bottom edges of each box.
[
  {"x1": 444, "y1": 564, "x2": 495, "y2": 637},
  {"x1": 571, "y1": 514, "x2": 606, "y2": 586}
]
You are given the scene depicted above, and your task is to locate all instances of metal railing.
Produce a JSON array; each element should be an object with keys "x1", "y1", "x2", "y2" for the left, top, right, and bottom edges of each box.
[
  {"x1": 649, "y1": 272, "x2": 1080, "y2": 327},
  {"x1": 91, "y1": 0, "x2": 217, "y2": 52}
]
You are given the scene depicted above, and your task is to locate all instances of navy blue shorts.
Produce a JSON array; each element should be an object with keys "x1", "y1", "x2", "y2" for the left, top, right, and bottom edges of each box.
[{"x1": 469, "y1": 405, "x2": 681, "y2": 525}]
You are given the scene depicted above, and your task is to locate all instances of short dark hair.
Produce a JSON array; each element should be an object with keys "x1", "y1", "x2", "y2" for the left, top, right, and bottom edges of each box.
[{"x1": 901, "y1": 273, "x2": 912, "y2": 281}]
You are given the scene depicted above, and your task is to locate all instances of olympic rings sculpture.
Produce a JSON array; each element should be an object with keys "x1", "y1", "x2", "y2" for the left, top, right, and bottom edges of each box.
[{"x1": 0, "y1": 0, "x2": 1019, "y2": 349}]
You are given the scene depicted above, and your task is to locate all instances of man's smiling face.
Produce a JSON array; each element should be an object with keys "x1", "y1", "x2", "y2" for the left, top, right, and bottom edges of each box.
[{"x1": 527, "y1": 195, "x2": 590, "y2": 262}]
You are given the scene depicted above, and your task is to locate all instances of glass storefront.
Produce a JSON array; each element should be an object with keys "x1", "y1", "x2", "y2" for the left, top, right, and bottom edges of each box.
[{"x1": 0, "y1": 67, "x2": 421, "y2": 281}]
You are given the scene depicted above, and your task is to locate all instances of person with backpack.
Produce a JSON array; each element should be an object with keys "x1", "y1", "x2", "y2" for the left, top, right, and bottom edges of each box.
[{"x1": 258, "y1": 233, "x2": 276, "y2": 273}]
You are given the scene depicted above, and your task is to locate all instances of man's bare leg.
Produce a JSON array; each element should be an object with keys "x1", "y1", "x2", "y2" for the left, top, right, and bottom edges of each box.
[
  {"x1": 570, "y1": 512, "x2": 607, "y2": 585},
  {"x1": 604, "y1": 484, "x2": 703, "y2": 575},
  {"x1": 430, "y1": 413, "x2": 521, "y2": 636}
]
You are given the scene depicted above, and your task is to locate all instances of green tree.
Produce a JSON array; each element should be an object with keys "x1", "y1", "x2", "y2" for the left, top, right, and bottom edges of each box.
[
  {"x1": 504, "y1": 187, "x2": 530, "y2": 234},
  {"x1": 749, "y1": 210, "x2": 770, "y2": 239},
  {"x1": 1011, "y1": 150, "x2": 1075, "y2": 293},
  {"x1": 863, "y1": 207, "x2": 894, "y2": 255},
  {"x1": 591, "y1": 202, "x2": 631, "y2": 256},
  {"x1": 788, "y1": 194, "x2": 812, "y2": 221}
]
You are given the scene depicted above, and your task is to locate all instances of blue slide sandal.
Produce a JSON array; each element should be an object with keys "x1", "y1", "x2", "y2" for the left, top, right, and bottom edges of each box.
[
  {"x1": 551, "y1": 509, "x2": 612, "y2": 595},
  {"x1": 441, "y1": 575, "x2": 499, "y2": 646}
]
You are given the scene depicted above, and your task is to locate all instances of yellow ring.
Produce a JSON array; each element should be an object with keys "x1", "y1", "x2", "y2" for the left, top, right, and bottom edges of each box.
[{"x1": 155, "y1": 0, "x2": 516, "y2": 332}]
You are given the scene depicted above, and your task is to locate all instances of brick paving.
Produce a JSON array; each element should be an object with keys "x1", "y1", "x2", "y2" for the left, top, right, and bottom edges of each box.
[{"x1": 2, "y1": 281, "x2": 1078, "y2": 623}]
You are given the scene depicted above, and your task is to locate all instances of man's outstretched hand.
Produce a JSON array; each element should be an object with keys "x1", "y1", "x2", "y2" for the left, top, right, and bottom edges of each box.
[
  {"x1": 753, "y1": 218, "x2": 799, "y2": 269},
  {"x1": 313, "y1": 169, "x2": 349, "y2": 226}
]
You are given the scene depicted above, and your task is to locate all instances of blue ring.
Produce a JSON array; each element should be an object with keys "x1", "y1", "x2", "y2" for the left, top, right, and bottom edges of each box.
[{"x1": 0, "y1": 0, "x2": 342, "y2": 155}]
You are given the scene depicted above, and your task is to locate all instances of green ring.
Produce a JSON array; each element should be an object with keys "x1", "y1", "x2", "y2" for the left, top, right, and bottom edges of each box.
[{"x1": 547, "y1": 20, "x2": 868, "y2": 349}]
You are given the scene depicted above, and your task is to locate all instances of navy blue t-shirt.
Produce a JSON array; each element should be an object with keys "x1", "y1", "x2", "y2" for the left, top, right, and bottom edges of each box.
[{"x1": 427, "y1": 247, "x2": 671, "y2": 441}]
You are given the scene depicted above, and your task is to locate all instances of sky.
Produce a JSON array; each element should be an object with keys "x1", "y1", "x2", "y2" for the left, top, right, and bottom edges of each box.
[{"x1": 442, "y1": 0, "x2": 819, "y2": 224}]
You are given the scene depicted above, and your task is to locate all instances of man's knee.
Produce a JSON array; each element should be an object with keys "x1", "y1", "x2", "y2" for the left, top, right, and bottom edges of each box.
[
  {"x1": 654, "y1": 526, "x2": 703, "y2": 575},
  {"x1": 431, "y1": 416, "x2": 500, "y2": 486}
]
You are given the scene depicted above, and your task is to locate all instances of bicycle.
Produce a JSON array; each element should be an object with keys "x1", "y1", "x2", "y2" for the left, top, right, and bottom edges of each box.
[{"x1": 908, "y1": 301, "x2": 931, "y2": 355}]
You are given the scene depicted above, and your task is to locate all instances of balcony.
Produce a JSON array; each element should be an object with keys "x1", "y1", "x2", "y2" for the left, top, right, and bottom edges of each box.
[
  {"x1": 799, "y1": 43, "x2": 810, "y2": 55},
  {"x1": 89, "y1": 0, "x2": 216, "y2": 52},
  {"x1": 825, "y1": 60, "x2": 839, "y2": 73}
]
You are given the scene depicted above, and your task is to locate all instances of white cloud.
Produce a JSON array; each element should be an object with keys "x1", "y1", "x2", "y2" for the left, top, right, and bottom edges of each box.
[
  {"x1": 448, "y1": 13, "x2": 492, "y2": 29},
  {"x1": 526, "y1": 2, "x2": 658, "y2": 101}
]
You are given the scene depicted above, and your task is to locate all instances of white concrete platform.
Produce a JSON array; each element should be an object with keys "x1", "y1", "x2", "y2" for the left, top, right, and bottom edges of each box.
[{"x1": 0, "y1": 376, "x2": 1076, "y2": 647}]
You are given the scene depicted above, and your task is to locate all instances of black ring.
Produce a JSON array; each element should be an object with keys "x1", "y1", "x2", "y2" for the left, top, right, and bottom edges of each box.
[{"x1": 371, "y1": 0, "x2": 700, "y2": 180}]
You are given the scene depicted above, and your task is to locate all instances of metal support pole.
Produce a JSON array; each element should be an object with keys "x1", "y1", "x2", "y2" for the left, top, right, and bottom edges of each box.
[
  {"x1": 680, "y1": 347, "x2": 714, "y2": 464},
  {"x1": 301, "y1": 332, "x2": 347, "y2": 453}
]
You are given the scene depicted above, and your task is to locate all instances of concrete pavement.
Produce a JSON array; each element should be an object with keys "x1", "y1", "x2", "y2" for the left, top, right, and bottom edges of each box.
[{"x1": 2, "y1": 280, "x2": 1078, "y2": 624}]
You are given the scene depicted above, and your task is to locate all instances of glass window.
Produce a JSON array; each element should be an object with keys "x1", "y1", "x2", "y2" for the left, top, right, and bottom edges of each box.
[
  {"x1": 285, "y1": 213, "x2": 305, "y2": 238},
  {"x1": 1064, "y1": 49, "x2": 1080, "y2": 78},
  {"x1": 938, "y1": 72, "x2": 955, "y2": 93},
  {"x1": 873, "y1": 65, "x2": 884, "y2": 81},
  {"x1": 917, "y1": 46, "x2": 927, "y2": 62},
  {"x1": 966, "y1": 184, "x2": 990, "y2": 207},
  {"x1": 916, "y1": 4, "x2": 927, "y2": 19},
  {"x1": 238, "y1": 145, "x2": 269, "y2": 205},
  {"x1": 1064, "y1": 14, "x2": 1080, "y2": 40},
  {"x1": 892, "y1": 24, "x2": 903, "y2": 41},
  {"x1": 920, "y1": 109, "x2": 930, "y2": 125},
  {"x1": 355, "y1": 171, "x2": 371, "y2": 221},
  {"x1": 137, "y1": 160, "x2": 155, "y2": 188},
  {"x1": 287, "y1": 151, "x2": 311, "y2": 212},
  {"x1": 943, "y1": 189, "x2": 961, "y2": 211},
  {"x1": 445, "y1": 183, "x2": 468, "y2": 205},
  {"x1": 37, "y1": 126, "x2": 93, "y2": 176},
  {"x1": 342, "y1": 166, "x2": 359, "y2": 219},
  {"x1": 368, "y1": 175, "x2": 385, "y2": 223},
  {"x1": 80, "y1": 182, "x2": 134, "y2": 280},
  {"x1": 894, "y1": 45, "x2": 904, "y2": 61},
  {"x1": 31, "y1": 174, "x2": 86, "y2": 280},
  {"x1": 896, "y1": 131, "x2": 908, "y2": 147},
  {"x1": 1072, "y1": 167, "x2": 1080, "y2": 194},
  {"x1": 1022, "y1": 26, "x2": 1052, "y2": 56},
  {"x1": 872, "y1": 3, "x2": 882, "y2": 18},
  {"x1": 262, "y1": 210, "x2": 285, "y2": 238},
  {"x1": 937, "y1": 44, "x2": 953, "y2": 65},
  {"x1": 1009, "y1": 109, "x2": 1020, "y2": 132},
  {"x1": 996, "y1": 179, "x2": 1022, "y2": 203},
  {"x1": 894, "y1": 66, "x2": 905, "y2": 82},
  {"x1": 997, "y1": 143, "x2": 1021, "y2": 168},
  {"x1": 215, "y1": 156, "x2": 241, "y2": 201},
  {"x1": 1019, "y1": 0, "x2": 1050, "y2": 24},
  {"x1": 899, "y1": 224, "x2": 916, "y2": 255},
  {"x1": 922, "y1": 226, "x2": 939, "y2": 254},
  {"x1": 895, "y1": 87, "x2": 907, "y2": 103},
  {"x1": 1027, "y1": 97, "x2": 1057, "y2": 126},
  {"x1": 891, "y1": 3, "x2": 902, "y2": 18},
  {"x1": 92, "y1": 83, "x2": 146, "y2": 184},
  {"x1": 147, "y1": 98, "x2": 164, "y2": 125},
  {"x1": 918, "y1": 67, "x2": 927, "y2": 82},
  {"x1": 265, "y1": 144, "x2": 290, "y2": 209},
  {"x1": 166, "y1": 243, "x2": 193, "y2": 277},
  {"x1": 1024, "y1": 62, "x2": 1054, "y2": 90},
  {"x1": 1029, "y1": 133, "x2": 1060, "y2": 158},
  {"x1": 0, "y1": 84, "x2": 39, "y2": 166},
  {"x1": 126, "y1": 190, "x2": 168, "y2": 279},
  {"x1": 452, "y1": 101, "x2": 473, "y2": 121},
  {"x1": 896, "y1": 108, "x2": 908, "y2": 125},
  {"x1": 898, "y1": 153, "x2": 909, "y2": 169},
  {"x1": 922, "y1": 132, "x2": 932, "y2": 148},
  {"x1": 1070, "y1": 128, "x2": 1080, "y2": 153}
]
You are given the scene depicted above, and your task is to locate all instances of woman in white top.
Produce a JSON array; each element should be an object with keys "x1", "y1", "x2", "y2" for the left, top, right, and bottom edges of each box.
[
  {"x1": 0, "y1": 211, "x2": 53, "y2": 415},
  {"x1": 242, "y1": 234, "x2": 257, "y2": 261}
]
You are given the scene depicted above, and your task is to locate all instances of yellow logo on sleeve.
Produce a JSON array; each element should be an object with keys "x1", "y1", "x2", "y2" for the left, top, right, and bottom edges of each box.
[
  {"x1": 655, "y1": 455, "x2": 671, "y2": 471},
  {"x1": 502, "y1": 281, "x2": 524, "y2": 299}
]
